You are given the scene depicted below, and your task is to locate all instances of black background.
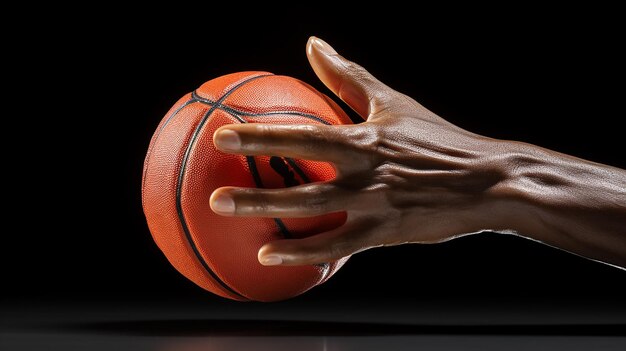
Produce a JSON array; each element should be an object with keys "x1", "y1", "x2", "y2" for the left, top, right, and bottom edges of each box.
[{"x1": 4, "y1": 7, "x2": 625, "y2": 309}]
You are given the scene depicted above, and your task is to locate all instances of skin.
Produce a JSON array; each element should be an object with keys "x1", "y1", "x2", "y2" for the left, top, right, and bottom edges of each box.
[{"x1": 210, "y1": 37, "x2": 626, "y2": 270}]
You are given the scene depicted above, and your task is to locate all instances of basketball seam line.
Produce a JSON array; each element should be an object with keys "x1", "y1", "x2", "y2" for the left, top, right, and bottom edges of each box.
[
  {"x1": 176, "y1": 73, "x2": 273, "y2": 300},
  {"x1": 142, "y1": 98, "x2": 195, "y2": 203},
  {"x1": 191, "y1": 91, "x2": 331, "y2": 125},
  {"x1": 283, "y1": 157, "x2": 312, "y2": 183}
]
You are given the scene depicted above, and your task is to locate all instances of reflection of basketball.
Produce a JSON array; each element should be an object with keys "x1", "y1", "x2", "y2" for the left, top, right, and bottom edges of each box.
[{"x1": 142, "y1": 72, "x2": 352, "y2": 302}]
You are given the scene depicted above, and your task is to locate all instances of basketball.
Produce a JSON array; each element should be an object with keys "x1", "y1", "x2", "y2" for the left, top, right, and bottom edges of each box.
[{"x1": 142, "y1": 72, "x2": 352, "y2": 302}]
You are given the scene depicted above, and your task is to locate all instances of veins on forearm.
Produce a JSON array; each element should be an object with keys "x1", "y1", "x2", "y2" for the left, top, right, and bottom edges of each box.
[{"x1": 499, "y1": 143, "x2": 626, "y2": 212}]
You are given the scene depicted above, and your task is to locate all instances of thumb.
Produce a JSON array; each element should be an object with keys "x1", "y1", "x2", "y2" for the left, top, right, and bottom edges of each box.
[
  {"x1": 258, "y1": 222, "x2": 370, "y2": 266},
  {"x1": 306, "y1": 36, "x2": 397, "y2": 119}
]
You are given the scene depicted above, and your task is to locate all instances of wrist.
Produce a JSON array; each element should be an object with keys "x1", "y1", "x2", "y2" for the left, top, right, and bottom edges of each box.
[{"x1": 481, "y1": 139, "x2": 550, "y2": 236}]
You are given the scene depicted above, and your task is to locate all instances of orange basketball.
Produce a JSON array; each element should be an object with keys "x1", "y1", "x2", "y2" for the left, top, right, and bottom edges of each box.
[{"x1": 142, "y1": 72, "x2": 352, "y2": 302}]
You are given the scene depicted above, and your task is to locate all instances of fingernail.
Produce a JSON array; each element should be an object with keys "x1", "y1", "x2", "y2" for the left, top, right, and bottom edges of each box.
[
  {"x1": 211, "y1": 193, "x2": 235, "y2": 215},
  {"x1": 310, "y1": 37, "x2": 337, "y2": 55},
  {"x1": 260, "y1": 255, "x2": 283, "y2": 266},
  {"x1": 215, "y1": 129, "x2": 241, "y2": 151}
]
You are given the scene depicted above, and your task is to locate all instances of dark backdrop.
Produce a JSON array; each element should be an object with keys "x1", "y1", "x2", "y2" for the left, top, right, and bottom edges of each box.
[{"x1": 5, "y1": 7, "x2": 624, "y2": 308}]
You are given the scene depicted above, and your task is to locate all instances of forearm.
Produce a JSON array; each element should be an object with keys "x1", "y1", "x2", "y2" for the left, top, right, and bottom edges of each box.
[{"x1": 494, "y1": 141, "x2": 626, "y2": 269}]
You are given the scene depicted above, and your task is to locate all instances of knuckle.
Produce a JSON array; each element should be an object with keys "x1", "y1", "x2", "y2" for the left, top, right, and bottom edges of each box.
[
  {"x1": 345, "y1": 125, "x2": 384, "y2": 166},
  {"x1": 304, "y1": 196, "x2": 329, "y2": 214},
  {"x1": 302, "y1": 184, "x2": 334, "y2": 214},
  {"x1": 255, "y1": 123, "x2": 272, "y2": 135},
  {"x1": 348, "y1": 163, "x2": 404, "y2": 207},
  {"x1": 302, "y1": 124, "x2": 328, "y2": 143},
  {"x1": 247, "y1": 191, "x2": 272, "y2": 213},
  {"x1": 340, "y1": 61, "x2": 382, "y2": 91},
  {"x1": 254, "y1": 123, "x2": 279, "y2": 140},
  {"x1": 373, "y1": 162, "x2": 403, "y2": 182},
  {"x1": 342, "y1": 60, "x2": 366, "y2": 76},
  {"x1": 298, "y1": 124, "x2": 328, "y2": 155},
  {"x1": 358, "y1": 182, "x2": 393, "y2": 206}
]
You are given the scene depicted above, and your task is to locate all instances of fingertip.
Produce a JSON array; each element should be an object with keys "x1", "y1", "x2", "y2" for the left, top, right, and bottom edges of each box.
[
  {"x1": 306, "y1": 36, "x2": 317, "y2": 57},
  {"x1": 307, "y1": 36, "x2": 336, "y2": 57},
  {"x1": 213, "y1": 127, "x2": 241, "y2": 152},
  {"x1": 209, "y1": 189, "x2": 236, "y2": 216},
  {"x1": 258, "y1": 244, "x2": 284, "y2": 266},
  {"x1": 259, "y1": 254, "x2": 283, "y2": 266},
  {"x1": 306, "y1": 36, "x2": 339, "y2": 77}
]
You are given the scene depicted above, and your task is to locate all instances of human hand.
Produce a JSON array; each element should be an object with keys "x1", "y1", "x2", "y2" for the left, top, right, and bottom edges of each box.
[{"x1": 210, "y1": 37, "x2": 514, "y2": 266}]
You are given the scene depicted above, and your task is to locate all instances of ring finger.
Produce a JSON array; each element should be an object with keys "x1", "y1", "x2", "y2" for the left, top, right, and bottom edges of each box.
[{"x1": 210, "y1": 182, "x2": 353, "y2": 218}]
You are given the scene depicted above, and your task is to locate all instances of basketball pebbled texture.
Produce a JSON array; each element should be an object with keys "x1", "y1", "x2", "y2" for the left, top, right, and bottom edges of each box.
[{"x1": 142, "y1": 72, "x2": 352, "y2": 302}]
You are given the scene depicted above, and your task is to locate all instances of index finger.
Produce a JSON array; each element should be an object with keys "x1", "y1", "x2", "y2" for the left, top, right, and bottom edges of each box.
[{"x1": 213, "y1": 123, "x2": 359, "y2": 163}]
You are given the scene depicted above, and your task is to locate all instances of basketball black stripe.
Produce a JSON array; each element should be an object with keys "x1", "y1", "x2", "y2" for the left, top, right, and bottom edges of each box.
[
  {"x1": 191, "y1": 90, "x2": 332, "y2": 125},
  {"x1": 142, "y1": 98, "x2": 195, "y2": 194},
  {"x1": 176, "y1": 74, "x2": 272, "y2": 300}
]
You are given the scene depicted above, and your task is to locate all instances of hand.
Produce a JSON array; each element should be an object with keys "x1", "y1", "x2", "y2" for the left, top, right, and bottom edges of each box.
[{"x1": 210, "y1": 37, "x2": 513, "y2": 266}]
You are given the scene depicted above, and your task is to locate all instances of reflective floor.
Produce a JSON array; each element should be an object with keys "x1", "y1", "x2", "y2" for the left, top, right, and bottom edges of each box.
[
  {"x1": 4, "y1": 332, "x2": 626, "y2": 351},
  {"x1": 2, "y1": 299, "x2": 625, "y2": 351}
]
